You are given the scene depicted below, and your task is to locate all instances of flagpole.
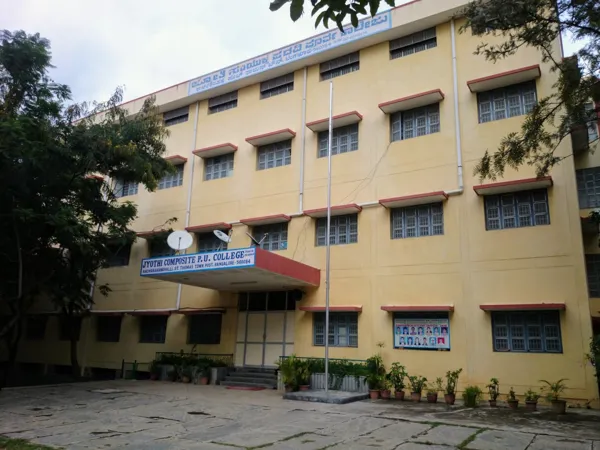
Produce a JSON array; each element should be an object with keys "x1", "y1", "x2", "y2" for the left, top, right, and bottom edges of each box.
[{"x1": 324, "y1": 80, "x2": 333, "y2": 394}]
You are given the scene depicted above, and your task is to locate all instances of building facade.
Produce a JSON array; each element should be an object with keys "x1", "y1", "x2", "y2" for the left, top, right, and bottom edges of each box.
[{"x1": 18, "y1": 0, "x2": 600, "y2": 402}]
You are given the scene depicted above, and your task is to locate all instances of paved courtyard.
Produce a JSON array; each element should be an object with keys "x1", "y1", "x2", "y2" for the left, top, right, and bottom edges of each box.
[{"x1": 1, "y1": 381, "x2": 600, "y2": 450}]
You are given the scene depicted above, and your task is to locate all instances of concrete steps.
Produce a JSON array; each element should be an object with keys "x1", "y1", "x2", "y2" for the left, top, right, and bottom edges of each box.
[{"x1": 221, "y1": 367, "x2": 277, "y2": 389}]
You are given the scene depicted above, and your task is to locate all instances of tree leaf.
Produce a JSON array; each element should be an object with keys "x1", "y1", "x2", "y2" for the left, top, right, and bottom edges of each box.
[
  {"x1": 290, "y1": 0, "x2": 304, "y2": 21},
  {"x1": 368, "y1": 0, "x2": 381, "y2": 17},
  {"x1": 269, "y1": 0, "x2": 290, "y2": 12},
  {"x1": 351, "y1": 12, "x2": 359, "y2": 28},
  {"x1": 353, "y1": 3, "x2": 367, "y2": 15},
  {"x1": 383, "y1": 0, "x2": 395, "y2": 7},
  {"x1": 314, "y1": 10, "x2": 328, "y2": 26},
  {"x1": 311, "y1": 0, "x2": 328, "y2": 15}
]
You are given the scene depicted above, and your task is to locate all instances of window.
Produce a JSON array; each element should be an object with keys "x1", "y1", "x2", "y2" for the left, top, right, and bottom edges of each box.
[
  {"x1": 96, "y1": 315, "x2": 122, "y2": 342},
  {"x1": 260, "y1": 73, "x2": 294, "y2": 99},
  {"x1": 492, "y1": 311, "x2": 562, "y2": 353},
  {"x1": 158, "y1": 164, "x2": 184, "y2": 190},
  {"x1": 114, "y1": 179, "x2": 138, "y2": 198},
  {"x1": 585, "y1": 102, "x2": 599, "y2": 142},
  {"x1": 320, "y1": 52, "x2": 359, "y2": 81},
  {"x1": 391, "y1": 104, "x2": 440, "y2": 142},
  {"x1": 204, "y1": 154, "x2": 234, "y2": 181},
  {"x1": 106, "y1": 244, "x2": 131, "y2": 267},
  {"x1": 257, "y1": 140, "x2": 292, "y2": 170},
  {"x1": 484, "y1": 190, "x2": 550, "y2": 230},
  {"x1": 163, "y1": 106, "x2": 189, "y2": 126},
  {"x1": 26, "y1": 315, "x2": 47, "y2": 340},
  {"x1": 313, "y1": 312, "x2": 358, "y2": 347},
  {"x1": 197, "y1": 233, "x2": 227, "y2": 252},
  {"x1": 316, "y1": 214, "x2": 358, "y2": 246},
  {"x1": 585, "y1": 254, "x2": 600, "y2": 297},
  {"x1": 149, "y1": 239, "x2": 174, "y2": 257},
  {"x1": 318, "y1": 124, "x2": 358, "y2": 158},
  {"x1": 576, "y1": 167, "x2": 600, "y2": 208},
  {"x1": 477, "y1": 81, "x2": 537, "y2": 123},
  {"x1": 208, "y1": 91, "x2": 238, "y2": 114},
  {"x1": 390, "y1": 27, "x2": 437, "y2": 60},
  {"x1": 188, "y1": 314, "x2": 222, "y2": 344},
  {"x1": 59, "y1": 317, "x2": 82, "y2": 341},
  {"x1": 391, "y1": 203, "x2": 444, "y2": 239},
  {"x1": 139, "y1": 316, "x2": 168, "y2": 343},
  {"x1": 238, "y1": 291, "x2": 296, "y2": 311},
  {"x1": 253, "y1": 223, "x2": 288, "y2": 251}
]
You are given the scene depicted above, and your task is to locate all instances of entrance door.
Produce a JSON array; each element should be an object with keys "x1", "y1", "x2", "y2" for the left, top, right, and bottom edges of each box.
[{"x1": 235, "y1": 291, "x2": 295, "y2": 367}]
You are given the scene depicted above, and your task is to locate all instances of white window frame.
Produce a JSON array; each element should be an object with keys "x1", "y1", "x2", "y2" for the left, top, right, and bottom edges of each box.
[
  {"x1": 158, "y1": 164, "x2": 184, "y2": 190},
  {"x1": 320, "y1": 52, "x2": 359, "y2": 81},
  {"x1": 316, "y1": 214, "x2": 358, "y2": 246},
  {"x1": 318, "y1": 124, "x2": 359, "y2": 158},
  {"x1": 257, "y1": 140, "x2": 292, "y2": 170},
  {"x1": 390, "y1": 28, "x2": 437, "y2": 60},
  {"x1": 477, "y1": 81, "x2": 537, "y2": 123},
  {"x1": 391, "y1": 104, "x2": 440, "y2": 142},
  {"x1": 391, "y1": 203, "x2": 444, "y2": 239},
  {"x1": 204, "y1": 154, "x2": 234, "y2": 181}
]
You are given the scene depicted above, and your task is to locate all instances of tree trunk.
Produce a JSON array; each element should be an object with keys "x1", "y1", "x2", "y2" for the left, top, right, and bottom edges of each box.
[
  {"x1": 0, "y1": 316, "x2": 23, "y2": 390},
  {"x1": 70, "y1": 334, "x2": 80, "y2": 379}
]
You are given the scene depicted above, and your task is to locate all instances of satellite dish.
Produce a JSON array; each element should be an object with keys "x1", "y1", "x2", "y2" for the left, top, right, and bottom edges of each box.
[
  {"x1": 167, "y1": 230, "x2": 193, "y2": 251},
  {"x1": 213, "y1": 229, "x2": 231, "y2": 243}
]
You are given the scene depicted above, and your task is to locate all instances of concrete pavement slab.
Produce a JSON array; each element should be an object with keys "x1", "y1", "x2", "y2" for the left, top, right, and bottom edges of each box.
[
  {"x1": 467, "y1": 430, "x2": 535, "y2": 450},
  {"x1": 396, "y1": 443, "x2": 456, "y2": 450},
  {"x1": 527, "y1": 435, "x2": 592, "y2": 450},
  {"x1": 413, "y1": 424, "x2": 480, "y2": 446}
]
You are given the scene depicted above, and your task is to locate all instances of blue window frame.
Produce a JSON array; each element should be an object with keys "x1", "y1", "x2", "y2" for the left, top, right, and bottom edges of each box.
[
  {"x1": 313, "y1": 312, "x2": 358, "y2": 347},
  {"x1": 484, "y1": 189, "x2": 550, "y2": 230},
  {"x1": 391, "y1": 203, "x2": 443, "y2": 239},
  {"x1": 491, "y1": 311, "x2": 562, "y2": 353}
]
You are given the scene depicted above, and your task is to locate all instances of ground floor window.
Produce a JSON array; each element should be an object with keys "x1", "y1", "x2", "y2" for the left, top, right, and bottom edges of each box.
[
  {"x1": 492, "y1": 311, "x2": 562, "y2": 353},
  {"x1": 96, "y1": 315, "x2": 122, "y2": 342},
  {"x1": 59, "y1": 316, "x2": 82, "y2": 341},
  {"x1": 26, "y1": 315, "x2": 48, "y2": 340},
  {"x1": 188, "y1": 314, "x2": 222, "y2": 344},
  {"x1": 238, "y1": 291, "x2": 297, "y2": 311},
  {"x1": 139, "y1": 316, "x2": 168, "y2": 344},
  {"x1": 313, "y1": 312, "x2": 358, "y2": 347},
  {"x1": 393, "y1": 313, "x2": 450, "y2": 350}
]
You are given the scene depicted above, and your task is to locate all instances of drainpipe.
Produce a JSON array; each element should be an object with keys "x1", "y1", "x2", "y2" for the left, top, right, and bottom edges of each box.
[
  {"x1": 176, "y1": 101, "x2": 200, "y2": 310},
  {"x1": 299, "y1": 67, "x2": 308, "y2": 213},
  {"x1": 446, "y1": 18, "x2": 464, "y2": 197}
]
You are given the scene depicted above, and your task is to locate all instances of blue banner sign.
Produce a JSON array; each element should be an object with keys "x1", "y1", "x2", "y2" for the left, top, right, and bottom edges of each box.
[
  {"x1": 140, "y1": 247, "x2": 256, "y2": 277},
  {"x1": 188, "y1": 11, "x2": 392, "y2": 96}
]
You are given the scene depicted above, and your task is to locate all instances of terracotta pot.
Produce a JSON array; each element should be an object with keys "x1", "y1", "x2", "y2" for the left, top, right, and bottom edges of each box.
[
  {"x1": 369, "y1": 390, "x2": 380, "y2": 400},
  {"x1": 444, "y1": 394, "x2": 455, "y2": 405},
  {"x1": 427, "y1": 393, "x2": 438, "y2": 403},
  {"x1": 380, "y1": 390, "x2": 391, "y2": 399},
  {"x1": 182, "y1": 376, "x2": 191, "y2": 384},
  {"x1": 411, "y1": 392, "x2": 421, "y2": 402},
  {"x1": 551, "y1": 400, "x2": 567, "y2": 415},
  {"x1": 488, "y1": 400, "x2": 497, "y2": 407},
  {"x1": 284, "y1": 385, "x2": 294, "y2": 393},
  {"x1": 199, "y1": 377, "x2": 209, "y2": 385},
  {"x1": 525, "y1": 401, "x2": 537, "y2": 411},
  {"x1": 394, "y1": 390, "x2": 405, "y2": 401},
  {"x1": 508, "y1": 400, "x2": 519, "y2": 410},
  {"x1": 299, "y1": 385, "x2": 310, "y2": 392}
]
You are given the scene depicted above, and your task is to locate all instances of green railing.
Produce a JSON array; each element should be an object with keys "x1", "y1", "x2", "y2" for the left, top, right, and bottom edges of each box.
[
  {"x1": 155, "y1": 352, "x2": 233, "y2": 367},
  {"x1": 278, "y1": 356, "x2": 369, "y2": 390}
]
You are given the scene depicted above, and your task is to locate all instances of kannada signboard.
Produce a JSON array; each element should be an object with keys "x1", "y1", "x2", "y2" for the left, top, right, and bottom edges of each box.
[
  {"x1": 187, "y1": 11, "x2": 392, "y2": 96},
  {"x1": 140, "y1": 248, "x2": 255, "y2": 277},
  {"x1": 393, "y1": 318, "x2": 450, "y2": 350}
]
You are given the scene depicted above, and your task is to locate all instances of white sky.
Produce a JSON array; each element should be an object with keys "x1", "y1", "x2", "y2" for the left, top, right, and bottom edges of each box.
[{"x1": 3, "y1": 0, "x2": 584, "y2": 104}]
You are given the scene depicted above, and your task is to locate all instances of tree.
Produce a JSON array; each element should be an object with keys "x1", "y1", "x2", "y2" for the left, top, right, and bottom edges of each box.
[
  {"x1": 0, "y1": 30, "x2": 174, "y2": 383},
  {"x1": 271, "y1": 0, "x2": 600, "y2": 180}
]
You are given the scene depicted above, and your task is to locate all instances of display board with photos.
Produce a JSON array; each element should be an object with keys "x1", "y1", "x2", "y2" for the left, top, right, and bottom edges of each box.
[{"x1": 393, "y1": 318, "x2": 450, "y2": 350}]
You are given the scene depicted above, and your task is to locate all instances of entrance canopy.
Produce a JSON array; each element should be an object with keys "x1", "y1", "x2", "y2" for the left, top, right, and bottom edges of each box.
[{"x1": 140, "y1": 247, "x2": 320, "y2": 291}]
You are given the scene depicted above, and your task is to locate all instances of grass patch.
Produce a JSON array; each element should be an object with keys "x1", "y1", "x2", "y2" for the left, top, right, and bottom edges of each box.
[
  {"x1": 457, "y1": 429, "x2": 486, "y2": 450},
  {"x1": 0, "y1": 437, "x2": 59, "y2": 450}
]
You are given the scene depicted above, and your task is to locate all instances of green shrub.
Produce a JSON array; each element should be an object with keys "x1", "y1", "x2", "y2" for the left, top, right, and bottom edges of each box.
[{"x1": 462, "y1": 385, "x2": 483, "y2": 407}]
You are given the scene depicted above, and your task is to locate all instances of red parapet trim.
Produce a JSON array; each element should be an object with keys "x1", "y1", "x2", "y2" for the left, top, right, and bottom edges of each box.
[
  {"x1": 479, "y1": 303, "x2": 566, "y2": 311},
  {"x1": 185, "y1": 222, "x2": 232, "y2": 233},
  {"x1": 136, "y1": 230, "x2": 161, "y2": 239},
  {"x1": 473, "y1": 176, "x2": 553, "y2": 194},
  {"x1": 306, "y1": 111, "x2": 363, "y2": 128},
  {"x1": 300, "y1": 305, "x2": 363, "y2": 312},
  {"x1": 245, "y1": 128, "x2": 296, "y2": 144},
  {"x1": 128, "y1": 310, "x2": 173, "y2": 316},
  {"x1": 175, "y1": 308, "x2": 226, "y2": 315},
  {"x1": 379, "y1": 191, "x2": 448, "y2": 207},
  {"x1": 303, "y1": 203, "x2": 362, "y2": 217},
  {"x1": 467, "y1": 64, "x2": 541, "y2": 91},
  {"x1": 378, "y1": 89, "x2": 444, "y2": 110},
  {"x1": 85, "y1": 174, "x2": 105, "y2": 181},
  {"x1": 254, "y1": 248, "x2": 321, "y2": 287},
  {"x1": 381, "y1": 305, "x2": 454, "y2": 312},
  {"x1": 240, "y1": 214, "x2": 291, "y2": 226},
  {"x1": 164, "y1": 154, "x2": 188, "y2": 164},
  {"x1": 192, "y1": 143, "x2": 238, "y2": 155}
]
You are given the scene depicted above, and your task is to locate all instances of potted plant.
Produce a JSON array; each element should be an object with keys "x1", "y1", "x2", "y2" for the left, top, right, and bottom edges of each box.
[
  {"x1": 408, "y1": 375, "x2": 427, "y2": 402},
  {"x1": 486, "y1": 378, "x2": 499, "y2": 407},
  {"x1": 444, "y1": 368, "x2": 462, "y2": 405},
  {"x1": 462, "y1": 385, "x2": 483, "y2": 408},
  {"x1": 149, "y1": 360, "x2": 160, "y2": 381},
  {"x1": 427, "y1": 377, "x2": 443, "y2": 403},
  {"x1": 507, "y1": 387, "x2": 519, "y2": 409},
  {"x1": 297, "y1": 361, "x2": 311, "y2": 391},
  {"x1": 380, "y1": 379, "x2": 392, "y2": 399},
  {"x1": 365, "y1": 350, "x2": 386, "y2": 400},
  {"x1": 365, "y1": 372, "x2": 382, "y2": 399},
  {"x1": 167, "y1": 368, "x2": 177, "y2": 382},
  {"x1": 388, "y1": 363, "x2": 407, "y2": 400},
  {"x1": 181, "y1": 365, "x2": 192, "y2": 384},
  {"x1": 524, "y1": 389, "x2": 541, "y2": 411},
  {"x1": 540, "y1": 378, "x2": 568, "y2": 414},
  {"x1": 277, "y1": 355, "x2": 298, "y2": 392}
]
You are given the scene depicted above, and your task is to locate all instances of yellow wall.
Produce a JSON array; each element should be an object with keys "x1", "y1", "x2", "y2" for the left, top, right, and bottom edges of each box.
[{"x1": 18, "y1": 7, "x2": 599, "y2": 403}]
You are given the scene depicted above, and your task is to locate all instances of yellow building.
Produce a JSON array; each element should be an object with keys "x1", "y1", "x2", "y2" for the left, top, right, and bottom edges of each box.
[{"x1": 17, "y1": 0, "x2": 600, "y2": 402}]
